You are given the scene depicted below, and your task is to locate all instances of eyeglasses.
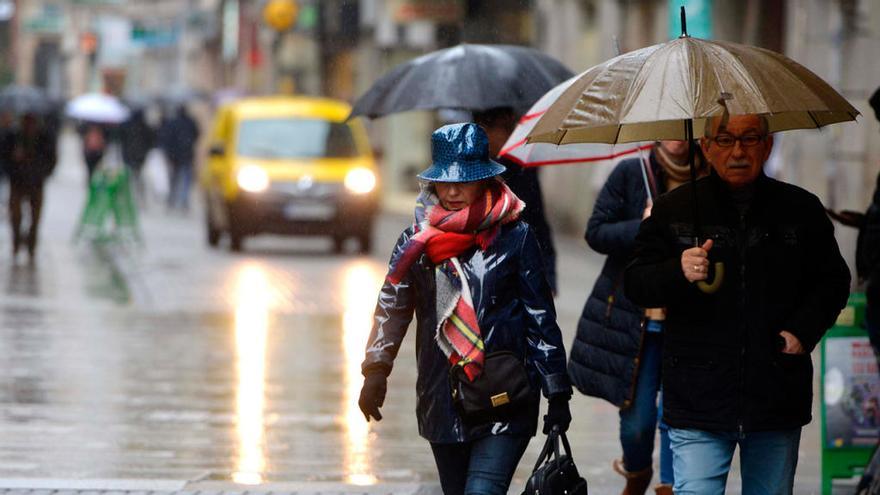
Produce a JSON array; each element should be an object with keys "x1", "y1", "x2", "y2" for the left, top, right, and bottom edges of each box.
[{"x1": 711, "y1": 133, "x2": 767, "y2": 148}]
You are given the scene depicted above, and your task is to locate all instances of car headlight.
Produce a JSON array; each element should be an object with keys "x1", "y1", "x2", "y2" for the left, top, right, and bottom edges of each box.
[
  {"x1": 344, "y1": 167, "x2": 377, "y2": 194},
  {"x1": 237, "y1": 165, "x2": 269, "y2": 193}
]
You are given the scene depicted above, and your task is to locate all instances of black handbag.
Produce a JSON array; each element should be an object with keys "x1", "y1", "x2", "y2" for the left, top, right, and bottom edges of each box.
[
  {"x1": 522, "y1": 428, "x2": 588, "y2": 495},
  {"x1": 449, "y1": 351, "x2": 534, "y2": 423}
]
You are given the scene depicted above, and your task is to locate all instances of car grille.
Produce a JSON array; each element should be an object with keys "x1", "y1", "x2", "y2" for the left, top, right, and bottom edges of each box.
[{"x1": 267, "y1": 181, "x2": 341, "y2": 199}]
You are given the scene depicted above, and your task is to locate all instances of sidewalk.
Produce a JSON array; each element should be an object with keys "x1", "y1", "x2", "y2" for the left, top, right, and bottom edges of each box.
[{"x1": 0, "y1": 479, "x2": 440, "y2": 495}]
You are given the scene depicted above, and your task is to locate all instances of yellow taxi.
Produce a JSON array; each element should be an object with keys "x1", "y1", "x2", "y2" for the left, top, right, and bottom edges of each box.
[{"x1": 200, "y1": 96, "x2": 379, "y2": 252}]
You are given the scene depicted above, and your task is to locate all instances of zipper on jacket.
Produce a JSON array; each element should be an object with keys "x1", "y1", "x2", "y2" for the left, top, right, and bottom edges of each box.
[{"x1": 737, "y1": 213, "x2": 748, "y2": 435}]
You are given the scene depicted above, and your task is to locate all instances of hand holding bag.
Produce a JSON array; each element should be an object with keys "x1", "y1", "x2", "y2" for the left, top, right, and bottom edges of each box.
[{"x1": 522, "y1": 427, "x2": 588, "y2": 495}]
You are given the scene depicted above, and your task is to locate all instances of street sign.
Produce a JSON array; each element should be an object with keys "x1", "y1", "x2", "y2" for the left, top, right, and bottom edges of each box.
[{"x1": 23, "y1": 4, "x2": 64, "y2": 34}]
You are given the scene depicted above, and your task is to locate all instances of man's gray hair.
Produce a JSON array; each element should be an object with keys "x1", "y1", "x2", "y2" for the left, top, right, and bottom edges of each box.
[{"x1": 703, "y1": 114, "x2": 769, "y2": 138}]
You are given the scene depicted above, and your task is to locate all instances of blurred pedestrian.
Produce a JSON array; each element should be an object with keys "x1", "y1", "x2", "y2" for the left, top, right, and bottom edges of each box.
[
  {"x1": 79, "y1": 122, "x2": 107, "y2": 181},
  {"x1": 120, "y1": 108, "x2": 155, "y2": 204},
  {"x1": 861, "y1": 88, "x2": 880, "y2": 358},
  {"x1": 625, "y1": 114, "x2": 850, "y2": 494},
  {"x1": 159, "y1": 106, "x2": 199, "y2": 212},
  {"x1": 358, "y1": 123, "x2": 572, "y2": 495},
  {"x1": 0, "y1": 110, "x2": 15, "y2": 204},
  {"x1": 8, "y1": 113, "x2": 57, "y2": 262},
  {"x1": 569, "y1": 140, "x2": 708, "y2": 495},
  {"x1": 473, "y1": 107, "x2": 558, "y2": 293}
]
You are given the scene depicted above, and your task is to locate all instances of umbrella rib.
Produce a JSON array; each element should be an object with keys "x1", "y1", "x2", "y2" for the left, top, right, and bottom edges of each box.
[{"x1": 808, "y1": 110, "x2": 821, "y2": 129}]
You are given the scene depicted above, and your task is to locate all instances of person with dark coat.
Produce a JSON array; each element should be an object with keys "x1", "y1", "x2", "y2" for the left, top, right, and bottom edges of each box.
[
  {"x1": 568, "y1": 141, "x2": 707, "y2": 495},
  {"x1": 862, "y1": 173, "x2": 880, "y2": 354},
  {"x1": 624, "y1": 114, "x2": 851, "y2": 493},
  {"x1": 159, "y1": 106, "x2": 199, "y2": 211},
  {"x1": 0, "y1": 111, "x2": 15, "y2": 196},
  {"x1": 8, "y1": 113, "x2": 57, "y2": 261},
  {"x1": 861, "y1": 87, "x2": 880, "y2": 358},
  {"x1": 473, "y1": 107, "x2": 558, "y2": 293},
  {"x1": 120, "y1": 108, "x2": 155, "y2": 202},
  {"x1": 358, "y1": 123, "x2": 572, "y2": 495}
]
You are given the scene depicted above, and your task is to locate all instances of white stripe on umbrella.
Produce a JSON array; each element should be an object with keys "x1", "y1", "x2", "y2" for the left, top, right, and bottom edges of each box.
[{"x1": 499, "y1": 79, "x2": 649, "y2": 169}]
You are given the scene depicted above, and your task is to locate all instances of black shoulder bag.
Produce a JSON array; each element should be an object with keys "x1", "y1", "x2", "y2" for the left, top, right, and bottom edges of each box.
[
  {"x1": 522, "y1": 428, "x2": 588, "y2": 495},
  {"x1": 449, "y1": 351, "x2": 534, "y2": 424}
]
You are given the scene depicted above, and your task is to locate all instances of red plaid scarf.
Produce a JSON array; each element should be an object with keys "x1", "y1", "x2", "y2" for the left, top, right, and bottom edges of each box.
[{"x1": 387, "y1": 180, "x2": 525, "y2": 381}]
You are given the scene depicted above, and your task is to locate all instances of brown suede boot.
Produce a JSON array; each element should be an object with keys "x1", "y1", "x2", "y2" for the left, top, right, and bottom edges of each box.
[
  {"x1": 613, "y1": 458, "x2": 653, "y2": 495},
  {"x1": 654, "y1": 483, "x2": 673, "y2": 495}
]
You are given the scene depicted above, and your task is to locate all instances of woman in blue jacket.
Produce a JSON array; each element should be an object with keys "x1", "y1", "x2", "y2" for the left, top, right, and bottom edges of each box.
[
  {"x1": 358, "y1": 123, "x2": 572, "y2": 495},
  {"x1": 568, "y1": 141, "x2": 706, "y2": 495}
]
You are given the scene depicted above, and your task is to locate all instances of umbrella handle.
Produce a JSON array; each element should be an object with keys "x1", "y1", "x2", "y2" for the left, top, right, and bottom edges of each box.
[{"x1": 696, "y1": 262, "x2": 724, "y2": 294}]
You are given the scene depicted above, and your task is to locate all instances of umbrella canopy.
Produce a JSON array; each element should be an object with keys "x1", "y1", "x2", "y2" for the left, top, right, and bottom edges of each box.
[
  {"x1": 527, "y1": 36, "x2": 859, "y2": 145},
  {"x1": 500, "y1": 75, "x2": 651, "y2": 168},
  {"x1": 349, "y1": 44, "x2": 573, "y2": 119},
  {"x1": 0, "y1": 84, "x2": 52, "y2": 115},
  {"x1": 66, "y1": 93, "x2": 130, "y2": 124}
]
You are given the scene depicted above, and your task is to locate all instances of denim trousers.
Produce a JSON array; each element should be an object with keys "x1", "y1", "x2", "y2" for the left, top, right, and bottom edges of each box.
[
  {"x1": 619, "y1": 331, "x2": 673, "y2": 483},
  {"x1": 669, "y1": 427, "x2": 801, "y2": 495},
  {"x1": 168, "y1": 163, "x2": 193, "y2": 210},
  {"x1": 430, "y1": 434, "x2": 530, "y2": 495}
]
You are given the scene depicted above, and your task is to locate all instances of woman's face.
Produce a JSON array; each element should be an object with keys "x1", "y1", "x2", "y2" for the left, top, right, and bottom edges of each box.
[{"x1": 434, "y1": 181, "x2": 486, "y2": 211}]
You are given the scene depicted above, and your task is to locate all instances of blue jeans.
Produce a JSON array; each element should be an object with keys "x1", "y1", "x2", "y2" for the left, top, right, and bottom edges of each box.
[
  {"x1": 168, "y1": 162, "x2": 193, "y2": 210},
  {"x1": 669, "y1": 427, "x2": 801, "y2": 495},
  {"x1": 430, "y1": 435, "x2": 530, "y2": 495},
  {"x1": 619, "y1": 332, "x2": 673, "y2": 483}
]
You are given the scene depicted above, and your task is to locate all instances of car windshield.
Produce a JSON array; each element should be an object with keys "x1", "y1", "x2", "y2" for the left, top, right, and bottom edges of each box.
[{"x1": 236, "y1": 118, "x2": 359, "y2": 159}]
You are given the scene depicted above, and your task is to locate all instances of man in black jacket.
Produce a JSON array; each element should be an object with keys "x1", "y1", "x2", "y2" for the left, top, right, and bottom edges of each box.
[{"x1": 625, "y1": 114, "x2": 850, "y2": 494}]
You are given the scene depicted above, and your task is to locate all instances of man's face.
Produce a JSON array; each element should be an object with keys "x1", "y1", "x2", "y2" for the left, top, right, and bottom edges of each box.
[
  {"x1": 700, "y1": 115, "x2": 773, "y2": 189},
  {"x1": 435, "y1": 181, "x2": 486, "y2": 211}
]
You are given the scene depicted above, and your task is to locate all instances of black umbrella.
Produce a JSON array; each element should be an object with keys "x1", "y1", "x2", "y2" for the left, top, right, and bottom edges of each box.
[
  {"x1": 0, "y1": 84, "x2": 52, "y2": 115},
  {"x1": 349, "y1": 44, "x2": 573, "y2": 119}
]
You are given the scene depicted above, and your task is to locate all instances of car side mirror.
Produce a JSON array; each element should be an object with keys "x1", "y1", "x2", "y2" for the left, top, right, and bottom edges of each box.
[{"x1": 208, "y1": 144, "x2": 225, "y2": 157}]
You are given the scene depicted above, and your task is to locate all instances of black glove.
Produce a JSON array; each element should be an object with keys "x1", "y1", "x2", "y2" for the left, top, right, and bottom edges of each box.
[
  {"x1": 543, "y1": 395, "x2": 572, "y2": 434},
  {"x1": 358, "y1": 372, "x2": 387, "y2": 422}
]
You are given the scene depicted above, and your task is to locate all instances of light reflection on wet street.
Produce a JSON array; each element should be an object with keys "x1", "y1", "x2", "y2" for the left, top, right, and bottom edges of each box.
[{"x1": 0, "y1": 152, "x2": 821, "y2": 493}]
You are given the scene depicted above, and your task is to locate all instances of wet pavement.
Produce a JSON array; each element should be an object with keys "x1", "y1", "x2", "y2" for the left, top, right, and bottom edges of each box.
[{"x1": 0, "y1": 131, "x2": 822, "y2": 493}]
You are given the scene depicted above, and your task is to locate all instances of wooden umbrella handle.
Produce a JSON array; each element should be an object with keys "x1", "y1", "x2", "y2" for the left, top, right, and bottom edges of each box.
[{"x1": 697, "y1": 262, "x2": 725, "y2": 294}]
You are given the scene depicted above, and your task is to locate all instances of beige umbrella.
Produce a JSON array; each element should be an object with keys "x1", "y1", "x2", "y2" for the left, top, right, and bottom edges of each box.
[
  {"x1": 527, "y1": 9, "x2": 859, "y2": 293},
  {"x1": 528, "y1": 29, "x2": 858, "y2": 146}
]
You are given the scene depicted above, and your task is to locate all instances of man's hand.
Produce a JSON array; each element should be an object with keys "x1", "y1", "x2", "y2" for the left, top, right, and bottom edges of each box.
[
  {"x1": 779, "y1": 330, "x2": 805, "y2": 355},
  {"x1": 358, "y1": 373, "x2": 387, "y2": 422},
  {"x1": 642, "y1": 199, "x2": 653, "y2": 220},
  {"x1": 681, "y1": 239, "x2": 713, "y2": 283}
]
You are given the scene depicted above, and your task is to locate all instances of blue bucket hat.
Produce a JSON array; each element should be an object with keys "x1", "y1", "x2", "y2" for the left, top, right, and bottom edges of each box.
[{"x1": 417, "y1": 123, "x2": 506, "y2": 183}]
